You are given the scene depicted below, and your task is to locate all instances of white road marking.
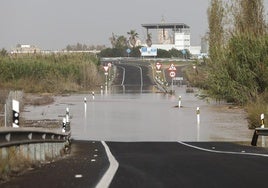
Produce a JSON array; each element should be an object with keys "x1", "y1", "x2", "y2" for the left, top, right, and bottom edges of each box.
[
  {"x1": 96, "y1": 141, "x2": 119, "y2": 188},
  {"x1": 178, "y1": 141, "x2": 268, "y2": 157},
  {"x1": 75, "y1": 174, "x2": 83, "y2": 178}
]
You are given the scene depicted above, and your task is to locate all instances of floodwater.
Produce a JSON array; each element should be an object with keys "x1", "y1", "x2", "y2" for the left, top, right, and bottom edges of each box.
[{"x1": 22, "y1": 85, "x2": 253, "y2": 142}]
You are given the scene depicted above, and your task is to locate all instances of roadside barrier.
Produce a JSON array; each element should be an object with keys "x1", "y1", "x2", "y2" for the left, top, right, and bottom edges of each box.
[
  {"x1": 251, "y1": 113, "x2": 267, "y2": 146},
  {"x1": 0, "y1": 128, "x2": 71, "y2": 161}
]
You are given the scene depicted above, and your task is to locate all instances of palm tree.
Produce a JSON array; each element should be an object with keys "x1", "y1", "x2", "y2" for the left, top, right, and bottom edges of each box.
[
  {"x1": 127, "y1": 30, "x2": 139, "y2": 48},
  {"x1": 146, "y1": 33, "x2": 152, "y2": 47}
]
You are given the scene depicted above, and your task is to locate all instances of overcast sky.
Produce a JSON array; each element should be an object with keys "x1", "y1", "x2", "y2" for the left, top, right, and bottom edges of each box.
[{"x1": 1, "y1": 0, "x2": 268, "y2": 50}]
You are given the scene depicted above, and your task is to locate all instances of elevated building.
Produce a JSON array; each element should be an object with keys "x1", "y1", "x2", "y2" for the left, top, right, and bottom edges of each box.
[{"x1": 141, "y1": 23, "x2": 191, "y2": 51}]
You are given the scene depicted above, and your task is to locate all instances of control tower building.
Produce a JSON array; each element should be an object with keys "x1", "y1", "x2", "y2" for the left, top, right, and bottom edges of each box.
[{"x1": 141, "y1": 23, "x2": 190, "y2": 51}]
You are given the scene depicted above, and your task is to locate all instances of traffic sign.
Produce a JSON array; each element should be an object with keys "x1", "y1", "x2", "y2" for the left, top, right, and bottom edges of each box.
[
  {"x1": 108, "y1": 62, "x2": 112, "y2": 67},
  {"x1": 103, "y1": 66, "x2": 109, "y2": 72},
  {"x1": 173, "y1": 77, "x2": 183, "y2": 81},
  {"x1": 168, "y1": 64, "x2": 176, "y2": 71},
  {"x1": 169, "y1": 71, "x2": 176, "y2": 78},
  {"x1": 156, "y1": 62, "x2": 162, "y2": 70}
]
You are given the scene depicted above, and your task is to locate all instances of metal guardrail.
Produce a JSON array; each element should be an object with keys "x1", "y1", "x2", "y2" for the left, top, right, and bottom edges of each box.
[
  {"x1": 0, "y1": 127, "x2": 71, "y2": 148},
  {"x1": 251, "y1": 128, "x2": 268, "y2": 146}
]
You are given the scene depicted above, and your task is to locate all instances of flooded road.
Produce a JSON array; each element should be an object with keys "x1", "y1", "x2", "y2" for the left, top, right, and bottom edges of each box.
[{"x1": 22, "y1": 85, "x2": 253, "y2": 142}]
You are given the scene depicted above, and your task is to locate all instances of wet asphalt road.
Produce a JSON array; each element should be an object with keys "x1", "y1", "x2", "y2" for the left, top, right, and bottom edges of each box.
[
  {"x1": 3, "y1": 141, "x2": 268, "y2": 188},
  {"x1": 108, "y1": 142, "x2": 268, "y2": 188},
  {"x1": 2, "y1": 62, "x2": 268, "y2": 187}
]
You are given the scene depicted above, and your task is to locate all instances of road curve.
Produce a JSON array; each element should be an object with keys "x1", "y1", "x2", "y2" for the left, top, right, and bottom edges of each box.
[{"x1": 113, "y1": 62, "x2": 154, "y2": 87}]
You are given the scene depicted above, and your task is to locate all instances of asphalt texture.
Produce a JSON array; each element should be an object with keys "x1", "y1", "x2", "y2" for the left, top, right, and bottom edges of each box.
[
  {"x1": 1, "y1": 141, "x2": 109, "y2": 188},
  {"x1": 107, "y1": 142, "x2": 268, "y2": 188},
  {"x1": 113, "y1": 62, "x2": 154, "y2": 86},
  {"x1": 2, "y1": 141, "x2": 268, "y2": 188}
]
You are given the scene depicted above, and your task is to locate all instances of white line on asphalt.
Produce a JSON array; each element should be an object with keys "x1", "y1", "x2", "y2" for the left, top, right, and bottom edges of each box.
[
  {"x1": 178, "y1": 141, "x2": 268, "y2": 157},
  {"x1": 96, "y1": 141, "x2": 119, "y2": 188},
  {"x1": 135, "y1": 65, "x2": 143, "y2": 87},
  {"x1": 117, "y1": 66, "x2": 125, "y2": 86}
]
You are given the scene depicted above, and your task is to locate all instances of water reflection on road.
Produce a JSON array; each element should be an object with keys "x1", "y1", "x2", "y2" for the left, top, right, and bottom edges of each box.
[{"x1": 23, "y1": 85, "x2": 253, "y2": 142}]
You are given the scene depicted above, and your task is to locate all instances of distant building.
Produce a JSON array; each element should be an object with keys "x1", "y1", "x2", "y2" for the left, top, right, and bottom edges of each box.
[
  {"x1": 141, "y1": 22, "x2": 202, "y2": 56},
  {"x1": 11, "y1": 44, "x2": 41, "y2": 54},
  {"x1": 201, "y1": 33, "x2": 209, "y2": 54},
  {"x1": 142, "y1": 23, "x2": 191, "y2": 51}
]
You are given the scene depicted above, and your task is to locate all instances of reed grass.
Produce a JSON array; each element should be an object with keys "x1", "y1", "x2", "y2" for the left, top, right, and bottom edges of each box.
[{"x1": 0, "y1": 53, "x2": 103, "y2": 93}]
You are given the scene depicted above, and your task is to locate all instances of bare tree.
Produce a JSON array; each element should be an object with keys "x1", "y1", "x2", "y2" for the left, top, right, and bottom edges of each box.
[{"x1": 109, "y1": 33, "x2": 117, "y2": 48}]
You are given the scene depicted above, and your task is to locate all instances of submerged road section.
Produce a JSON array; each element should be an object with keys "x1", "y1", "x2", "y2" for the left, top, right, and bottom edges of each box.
[{"x1": 3, "y1": 61, "x2": 267, "y2": 187}]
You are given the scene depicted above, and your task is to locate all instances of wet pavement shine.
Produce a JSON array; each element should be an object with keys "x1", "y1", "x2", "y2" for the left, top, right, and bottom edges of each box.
[{"x1": 22, "y1": 85, "x2": 253, "y2": 143}]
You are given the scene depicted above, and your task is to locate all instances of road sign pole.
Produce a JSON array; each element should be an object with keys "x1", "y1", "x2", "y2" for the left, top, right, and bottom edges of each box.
[
  {"x1": 105, "y1": 74, "x2": 108, "y2": 94},
  {"x1": 171, "y1": 78, "x2": 174, "y2": 93}
]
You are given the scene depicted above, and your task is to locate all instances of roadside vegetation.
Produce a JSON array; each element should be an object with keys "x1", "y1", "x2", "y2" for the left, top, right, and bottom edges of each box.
[
  {"x1": 192, "y1": 0, "x2": 268, "y2": 129},
  {"x1": 0, "y1": 53, "x2": 103, "y2": 93},
  {"x1": 99, "y1": 30, "x2": 191, "y2": 59}
]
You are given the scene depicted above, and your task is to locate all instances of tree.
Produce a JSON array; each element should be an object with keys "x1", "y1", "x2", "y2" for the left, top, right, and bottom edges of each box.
[
  {"x1": 115, "y1": 35, "x2": 128, "y2": 49},
  {"x1": 207, "y1": 0, "x2": 225, "y2": 61},
  {"x1": 127, "y1": 30, "x2": 139, "y2": 48},
  {"x1": 207, "y1": 0, "x2": 268, "y2": 104},
  {"x1": 233, "y1": 0, "x2": 266, "y2": 36},
  {"x1": 109, "y1": 33, "x2": 117, "y2": 48},
  {"x1": 0, "y1": 48, "x2": 8, "y2": 56}
]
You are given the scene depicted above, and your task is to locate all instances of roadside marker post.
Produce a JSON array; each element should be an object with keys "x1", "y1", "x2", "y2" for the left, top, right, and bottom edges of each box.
[
  {"x1": 101, "y1": 86, "x2": 103, "y2": 95},
  {"x1": 261, "y1": 113, "x2": 265, "y2": 128},
  {"x1": 92, "y1": 91, "x2": 95, "y2": 100},
  {"x1": 196, "y1": 107, "x2": 200, "y2": 125},
  {"x1": 62, "y1": 117, "x2": 66, "y2": 133},
  {"x1": 84, "y1": 97, "x2": 87, "y2": 117},
  {"x1": 178, "y1": 96, "x2": 182, "y2": 108},
  {"x1": 66, "y1": 107, "x2": 70, "y2": 124},
  {"x1": 12, "y1": 100, "x2": 20, "y2": 128},
  {"x1": 261, "y1": 114, "x2": 265, "y2": 147},
  {"x1": 65, "y1": 107, "x2": 71, "y2": 132}
]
